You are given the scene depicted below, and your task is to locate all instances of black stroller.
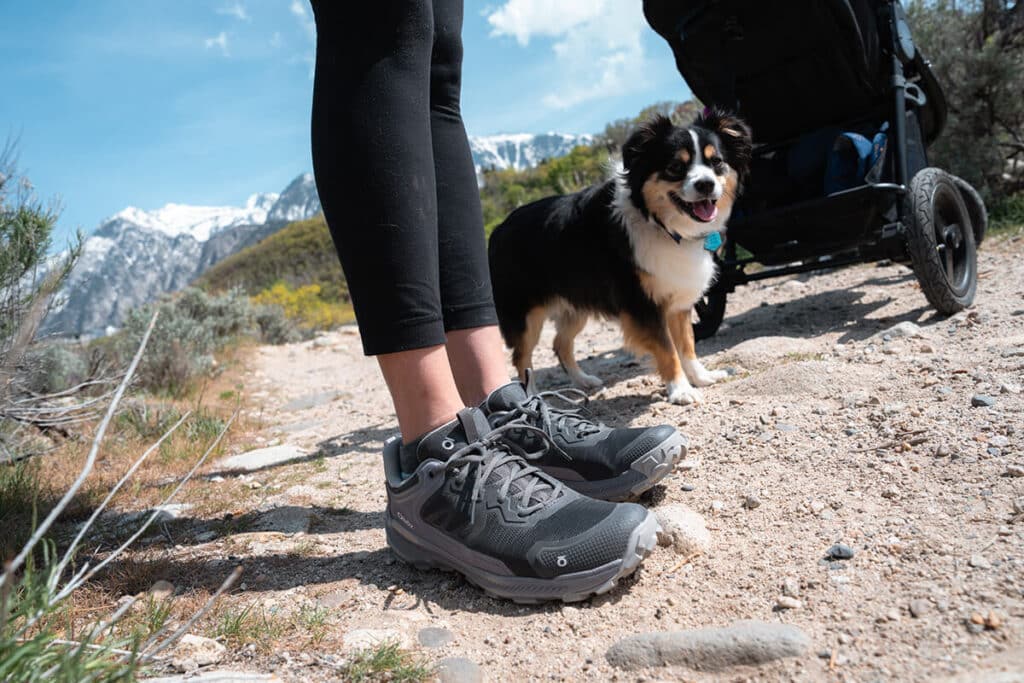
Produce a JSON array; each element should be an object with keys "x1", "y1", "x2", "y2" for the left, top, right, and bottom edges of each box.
[{"x1": 644, "y1": 0, "x2": 986, "y2": 339}]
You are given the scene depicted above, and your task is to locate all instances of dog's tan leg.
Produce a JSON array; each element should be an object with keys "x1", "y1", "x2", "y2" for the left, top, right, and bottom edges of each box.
[
  {"x1": 512, "y1": 306, "x2": 546, "y2": 381},
  {"x1": 621, "y1": 313, "x2": 699, "y2": 404},
  {"x1": 668, "y1": 308, "x2": 728, "y2": 387},
  {"x1": 553, "y1": 310, "x2": 601, "y2": 389}
]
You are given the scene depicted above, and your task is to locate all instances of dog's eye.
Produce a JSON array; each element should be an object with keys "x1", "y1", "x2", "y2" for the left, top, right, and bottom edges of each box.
[{"x1": 665, "y1": 161, "x2": 686, "y2": 178}]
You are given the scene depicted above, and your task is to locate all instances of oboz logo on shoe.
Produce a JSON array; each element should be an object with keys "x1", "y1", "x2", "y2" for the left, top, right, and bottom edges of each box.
[
  {"x1": 395, "y1": 511, "x2": 415, "y2": 529},
  {"x1": 441, "y1": 438, "x2": 456, "y2": 451},
  {"x1": 556, "y1": 555, "x2": 568, "y2": 568}
]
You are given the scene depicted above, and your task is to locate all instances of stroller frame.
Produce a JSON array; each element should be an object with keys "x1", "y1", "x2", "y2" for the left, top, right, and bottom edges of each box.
[{"x1": 644, "y1": 0, "x2": 985, "y2": 339}]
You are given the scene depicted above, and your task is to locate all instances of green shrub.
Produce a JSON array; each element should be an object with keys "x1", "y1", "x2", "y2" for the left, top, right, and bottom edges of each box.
[
  {"x1": 23, "y1": 343, "x2": 89, "y2": 395},
  {"x1": 990, "y1": 192, "x2": 1024, "y2": 233},
  {"x1": 252, "y1": 302, "x2": 301, "y2": 345},
  {"x1": 115, "y1": 287, "x2": 298, "y2": 396}
]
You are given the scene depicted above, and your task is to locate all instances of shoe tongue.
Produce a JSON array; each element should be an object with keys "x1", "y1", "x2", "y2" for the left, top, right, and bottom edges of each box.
[
  {"x1": 458, "y1": 405, "x2": 558, "y2": 508},
  {"x1": 482, "y1": 380, "x2": 528, "y2": 413},
  {"x1": 693, "y1": 199, "x2": 718, "y2": 222},
  {"x1": 455, "y1": 407, "x2": 492, "y2": 443}
]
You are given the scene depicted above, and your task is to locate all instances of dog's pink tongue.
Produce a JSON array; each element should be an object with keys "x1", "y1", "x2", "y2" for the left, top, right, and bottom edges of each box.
[{"x1": 693, "y1": 200, "x2": 718, "y2": 222}]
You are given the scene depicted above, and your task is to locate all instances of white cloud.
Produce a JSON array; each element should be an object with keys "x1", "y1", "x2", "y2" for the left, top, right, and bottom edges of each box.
[
  {"x1": 217, "y1": 2, "x2": 250, "y2": 22},
  {"x1": 205, "y1": 31, "x2": 230, "y2": 57},
  {"x1": 486, "y1": 0, "x2": 649, "y2": 110}
]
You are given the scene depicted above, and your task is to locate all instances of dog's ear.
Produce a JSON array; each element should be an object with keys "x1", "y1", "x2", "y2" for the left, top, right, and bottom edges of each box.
[
  {"x1": 622, "y1": 115, "x2": 674, "y2": 172},
  {"x1": 698, "y1": 108, "x2": 753, "y2": 178}
]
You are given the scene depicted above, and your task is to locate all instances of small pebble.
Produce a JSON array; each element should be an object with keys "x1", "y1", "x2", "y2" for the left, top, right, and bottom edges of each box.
[
  {"x1": 908, "y1": 599, "x2": 928, "y2": 618},
  {"x1": 680, "y1": 483, "x2": 696, "y2": 492},
  {"x1": 782, "y1": 578, "x2": 800, "y2": 598},
  {"x1": 826, "y1": 544, "x2": 855, "y2": 561},
  {"x1": 742, "y1": 495, "x2": 761, "y2": 510},
  {"x1": 971, "y1": 394, "x2": 996, "y2": 408},
  {"x1": 1005, "y1": 465, "x2": 1024, "y2": 478},
  {"x1": 776, "y1": 596, "x2": 802, "y2": 610},
  {"x1": 968, "y1": 554, "x2": 992, "y2": 569}
]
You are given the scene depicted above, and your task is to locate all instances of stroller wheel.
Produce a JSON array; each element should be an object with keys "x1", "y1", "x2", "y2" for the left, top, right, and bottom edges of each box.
[
  {"x1": 905, "y1": 168, "x2": 978, "y2": 315},
  {"x1": 693, "y1": 286, "x2": 727, "y2": 341}
]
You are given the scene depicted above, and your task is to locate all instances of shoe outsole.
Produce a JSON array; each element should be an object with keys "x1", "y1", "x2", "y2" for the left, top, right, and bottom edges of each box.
[
  {"x1": 386, "y1": 510, "x2": 662, "y2": 604},
  {"x1": 591, "y1": 431, "x2": 689, "y2": 502}
]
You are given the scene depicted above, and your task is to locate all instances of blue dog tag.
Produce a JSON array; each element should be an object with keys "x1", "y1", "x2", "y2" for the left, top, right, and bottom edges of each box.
[{"x1": 704, "y1": 232, "x2": 722, "y2": 251}]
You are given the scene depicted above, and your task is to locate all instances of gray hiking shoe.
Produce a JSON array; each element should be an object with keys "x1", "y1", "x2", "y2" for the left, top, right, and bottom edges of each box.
[
  {"x1": 481, "y1": 374, "x2": 688, "y2": 502},
  {"x1": 382, "y1": 408, "x2": 660, "y2": 603}
]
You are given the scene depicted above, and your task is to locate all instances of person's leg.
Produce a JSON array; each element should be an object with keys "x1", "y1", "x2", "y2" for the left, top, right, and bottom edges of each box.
[
  {"x1": 309, "y1": 0, "x2": 462, "y2": 442},
  {"x1": 427, "y1": 0, "x2": 510, "y2": 406}
]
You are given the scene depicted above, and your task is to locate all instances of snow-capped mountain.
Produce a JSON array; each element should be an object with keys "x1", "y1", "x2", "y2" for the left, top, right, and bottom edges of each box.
[
  {"x1": 103, "y1": 192, "x2": 278, "y2": 243},
  {"x1": 42, "y1": 175, "x2": 323, "y2": 338},
  {"x1": 267, "y1": 174, "x2": 320, "y2": 224},
  {"x1": 42, "y1": 134, "x2": 588, "y2": 338},
  {"x1": 469, "y1": 132, "x2": 593, "y2": 175}
]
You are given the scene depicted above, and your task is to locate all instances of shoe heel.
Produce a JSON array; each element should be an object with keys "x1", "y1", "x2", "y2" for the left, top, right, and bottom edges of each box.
[{"x1": 385, "y1": 523, "x2": 447, "y2": 572}]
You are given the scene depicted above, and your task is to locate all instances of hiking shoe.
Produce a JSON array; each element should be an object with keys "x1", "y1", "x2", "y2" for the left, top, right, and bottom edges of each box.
[
  {"x1": 382, "y1": 408, "x2": 660, "y2": 603},
  {"x1": 482, "y1": 373, "x2": 687, "y2": 501}
]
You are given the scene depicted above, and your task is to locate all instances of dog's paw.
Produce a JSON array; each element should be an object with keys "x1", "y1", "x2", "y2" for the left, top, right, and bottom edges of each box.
[
  {"x1": 667, "y1": 381, "x2": 702, "y2": 405},
  {"x1": 683, "y1": 359, "x2": 726, "y2": 387},
  {"x1": 569, "y1": 370, "x2": 604, "y2": 390}
]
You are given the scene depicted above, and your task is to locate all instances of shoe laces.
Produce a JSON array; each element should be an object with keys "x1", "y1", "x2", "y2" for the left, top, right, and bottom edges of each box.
[
  {"x1": 489, "y1": 388, "x2": 604, "y2": 459},
  {"x1": 445, "y1": 423, "x2": 564, "y2": 521}
]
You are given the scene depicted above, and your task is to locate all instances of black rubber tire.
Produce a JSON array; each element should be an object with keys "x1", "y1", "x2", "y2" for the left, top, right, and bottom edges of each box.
[
  {"x1": 692, "y1": 285, "x2": 727, "y2": 341},
  {"x1": 950, "y1": 174, "x2": 988, "y2": 246},
  {"x1": 905, "y1": 168, "x2": 978, "y2": 315}
]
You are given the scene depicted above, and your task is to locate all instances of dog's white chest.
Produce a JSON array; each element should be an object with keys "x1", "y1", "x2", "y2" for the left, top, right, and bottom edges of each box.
[{"x1": 633, "y1": 235, "x2": 717, "y2": 310}]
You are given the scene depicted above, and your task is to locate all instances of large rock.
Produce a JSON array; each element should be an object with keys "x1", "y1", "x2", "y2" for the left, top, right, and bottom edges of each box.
[
  {"x1": 655, "y1": 505, "x2": 712, "y2": 556},
  {"x1": 436, "y1": 657, "x2": 484, "y2": 683},
  {"x1": 144, "y1": 673, "x2": 281, "y2": 683},
  {"x1": 217, "y1": 445, "x2": 305, "y2": 472},
  {"x1": 170, "y1": 634, "x2": 226, "y2": 671},
  {"x1": 871, "y1": 321, "x2": 924, "y2": 341},
  {"x1": 606, "y1": 620, "x2": 810, "y2": 671}
]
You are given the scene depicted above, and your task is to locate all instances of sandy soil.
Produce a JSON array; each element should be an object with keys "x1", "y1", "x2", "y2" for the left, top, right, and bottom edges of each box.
[{"x1": 158, "y1": 236, "x2": 1024, "y2": 681}]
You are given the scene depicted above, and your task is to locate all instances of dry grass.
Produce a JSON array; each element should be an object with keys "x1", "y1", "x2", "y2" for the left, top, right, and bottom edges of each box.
[{"x1": 1, "y1": 341, "x2": 275, "y2": 646}]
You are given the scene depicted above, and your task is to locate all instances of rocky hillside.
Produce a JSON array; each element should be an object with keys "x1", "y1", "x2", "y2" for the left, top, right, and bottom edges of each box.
[
  {"x1": 44, "y1": 132, "x2": 588, "y2": 338},
  {"x1": 469, "y1": 132, "x2": 593, "y2": 174},
  {"x1": 43, "y1": 174, "x2": 321, "y2": 337}
]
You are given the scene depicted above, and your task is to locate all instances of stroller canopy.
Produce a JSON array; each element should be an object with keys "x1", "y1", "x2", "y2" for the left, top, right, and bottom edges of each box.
[{"x1": 644, "y1": 0, "x2": 944, "y2": 145}]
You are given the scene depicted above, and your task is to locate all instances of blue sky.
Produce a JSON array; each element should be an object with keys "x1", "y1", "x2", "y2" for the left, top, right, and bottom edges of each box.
[{"x1": 0, "y1": 1, "x2": 689, "y2": 245}]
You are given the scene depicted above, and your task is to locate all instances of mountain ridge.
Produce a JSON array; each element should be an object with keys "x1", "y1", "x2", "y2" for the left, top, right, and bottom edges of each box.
[{"x1": 44, "y1": 132, "x2": 587, "y2": 337}]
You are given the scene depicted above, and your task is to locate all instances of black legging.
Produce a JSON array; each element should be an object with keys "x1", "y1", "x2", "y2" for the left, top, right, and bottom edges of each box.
[{"x1": 310, "y1": 0, "x2": 497, "y2": 356}]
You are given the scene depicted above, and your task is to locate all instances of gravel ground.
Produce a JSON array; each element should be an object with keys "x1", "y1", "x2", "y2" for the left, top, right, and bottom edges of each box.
[{"x1": 155, "y1": 236, "x2": 1024, "y2": 682}]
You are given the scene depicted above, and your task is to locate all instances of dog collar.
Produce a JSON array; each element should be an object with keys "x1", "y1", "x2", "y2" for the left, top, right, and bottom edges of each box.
[
  {"x1": 652, "y1": 214, "x2": 723, "y2": 252},
  {"x1": 703, "y1": 232, "x2": 723, "y2": 251}
]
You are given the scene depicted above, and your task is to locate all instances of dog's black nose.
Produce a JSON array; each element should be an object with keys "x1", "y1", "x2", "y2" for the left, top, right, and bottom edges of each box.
[{"x1": 694, "y1": 179, "x2": 715, "y2": 195}]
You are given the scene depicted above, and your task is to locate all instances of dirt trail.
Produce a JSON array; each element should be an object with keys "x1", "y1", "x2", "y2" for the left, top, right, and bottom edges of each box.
[{"x1": 186, "y1": 239, "x2": 1024, "y2": 681}]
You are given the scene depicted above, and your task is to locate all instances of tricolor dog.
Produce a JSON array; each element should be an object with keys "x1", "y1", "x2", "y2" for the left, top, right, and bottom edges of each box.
[{"x1": 488, "y1": 110, "x2": 752, "y2": 404}]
